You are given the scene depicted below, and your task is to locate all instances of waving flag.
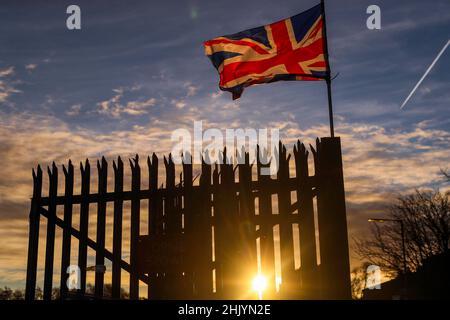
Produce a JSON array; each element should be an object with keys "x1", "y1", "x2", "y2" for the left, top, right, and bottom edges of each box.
[{"x1": 204, "y1": 3, "x2": 328, "y2": 100}]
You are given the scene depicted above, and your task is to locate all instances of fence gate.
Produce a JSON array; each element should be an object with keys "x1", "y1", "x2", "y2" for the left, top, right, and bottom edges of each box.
[{"x1": 25, "y1": 137, "x2": 351, "y2": 300}]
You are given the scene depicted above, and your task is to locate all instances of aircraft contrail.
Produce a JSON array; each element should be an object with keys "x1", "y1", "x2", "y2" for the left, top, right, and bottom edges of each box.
[{"x1": 400, "y1": 39, "x2": 450, "y2": 110}]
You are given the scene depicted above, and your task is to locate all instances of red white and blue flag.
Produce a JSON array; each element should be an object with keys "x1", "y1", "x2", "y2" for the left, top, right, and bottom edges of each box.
[{"x1": 204, "y1": 4, "x2": 328, "y2": 100}]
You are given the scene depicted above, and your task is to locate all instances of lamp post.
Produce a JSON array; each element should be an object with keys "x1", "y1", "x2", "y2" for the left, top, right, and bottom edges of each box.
[{"x1": 368, "y1": 218, "x2": 407, "y2": 298}]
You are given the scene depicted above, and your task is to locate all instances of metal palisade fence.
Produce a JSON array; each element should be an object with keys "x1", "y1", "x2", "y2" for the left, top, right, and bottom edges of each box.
[{"x1": 25, "y1": 137, "x2": 351, "y2": 300}]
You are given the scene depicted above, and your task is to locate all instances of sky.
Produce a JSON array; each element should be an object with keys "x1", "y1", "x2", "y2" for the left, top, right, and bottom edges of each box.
[{"x1": 0, "y1": 0, "x2": 449, "y2": 292}]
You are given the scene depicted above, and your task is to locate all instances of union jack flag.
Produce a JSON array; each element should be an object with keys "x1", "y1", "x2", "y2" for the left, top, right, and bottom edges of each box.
[{"x1": 204, "y1": 4, "x2": 328, "y2": 100}]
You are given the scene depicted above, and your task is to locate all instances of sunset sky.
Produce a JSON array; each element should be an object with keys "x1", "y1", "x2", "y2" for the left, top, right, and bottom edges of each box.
[{"x1": 0, "y1": 0, "x2": 449, "y2": 291}]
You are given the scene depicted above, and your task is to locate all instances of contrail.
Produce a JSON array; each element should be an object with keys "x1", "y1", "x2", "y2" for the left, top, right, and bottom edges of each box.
[{"x1": 400, "y1": 39, "x2": 450, "y2": 110}]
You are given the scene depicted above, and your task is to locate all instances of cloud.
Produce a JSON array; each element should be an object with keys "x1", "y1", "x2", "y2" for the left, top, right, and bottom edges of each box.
[
  {"x1": 279, "y1": 120, "x2": 450, "y2": 194},
  {"x1": 97, "y1": 86, "x2": 156, "y2": 117},
  {"x1": 122, "y1": 98, "x2": 157, "y2": 115},
  {"x1": 0, "y1": 111, "x2": 174, "y2": 219},
  {"x1": 211, "y1": 91, "x2": 224, "y2": 99},
  {"x1": 383, "y1": 7, "x2": 450, "y2": 33},
  {"x1": 171, "y1": 99, "x2": 186, "y2": 109},
  {"x1": 184, "y1": 82, "x2": 199, "y2": 97},
  {"x1": 0, "y1": 66, "x2": 20, "y2": 103},
  {"x1": 332, "y1": 5, "x2": 450, "y2": 54},
  {"x1": 165, "y1": 83, "x2": 200, "y2": 110},
  {"x1": 0, "y1": 108, "x2": 449, "y2": 289},
  {"x1": 0, "y1": 81, "x2": 20, "y2": 103},
  {"x1": 0, "y1": 66, "x2": 15, "y2": 77},
  {"x1": 0, "y1": 111, "x2": 172, "y2": 287},
  {"x1": 1, "y1": 111, "x2": 448, "y2": 217},
  {"x1": 25, "y1": 64, "x2": 38, "y2": 71},
  {"x1": 66, "y1": 104, "x2": 82, "y2": 116}
]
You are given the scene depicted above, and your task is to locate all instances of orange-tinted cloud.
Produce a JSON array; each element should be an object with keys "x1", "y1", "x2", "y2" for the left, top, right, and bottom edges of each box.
[{"x1": 0, "y1": 111, "x2": 449, "y2": 289}]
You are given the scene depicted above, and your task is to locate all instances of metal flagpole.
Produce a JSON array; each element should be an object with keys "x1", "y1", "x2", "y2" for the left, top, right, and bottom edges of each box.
[{"x1": 321, "y1": 0, "x2": 335, "y2": 137}]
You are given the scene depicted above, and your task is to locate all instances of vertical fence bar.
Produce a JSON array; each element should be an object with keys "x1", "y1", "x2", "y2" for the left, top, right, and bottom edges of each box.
[
  {"x1": 148, "y1": 153, "x2": 159, "y2": 235},
  {"x1": 129, "y1": 155, "x2": 141, "y2": 299},
  {"x1": 257, "y1": 146, "x2": 275, "y2": 297},
  {"x1": 43, "y1": 162, "x2": 58, "y2": 300},
  {"x1": 163, "y1": 154, "x2": 181, "y2": 298},
  {"x1": 294, "y1": 141, "x2": 319, "y2": 299},
  {"x1": 25, "y1": 165, "x2": 43, "y2": 300},
  {"x1": 215, "y1": 151, "x2": 227, "y2": 298},
  {"x1": 164, "y1": 154, "x2": 178, "y2": 232},
  {"x1": 78, "y1": 159, "x2": 90, "y2": 296},
  {"x1": 277, "y1": 142, "x2": 296, "y2": 298},
  {"x1": 212, "y1": 163, "x2": 221, "y2": 297},
  {"x1": 95, "y1": 157, "x2": 108, "y2": 298},
  {"x1": 60, "y1": 160, "x2": 74, "y2": 299},
  {"x1": 147, "y1": 153, "x2": 163, "y2": 234},
  {"x1": 198, "y1": 158, "x2": 213, "y2": 298},
  {"x1": 218, "y1": 148, "x2": 240, "y2": 299},
  {"x1": 112, "y1": 157, "x2": 123, "y2": 299},
  {"x1": 147, "y1": 153, "x2": 162, "y2": 299},
  {"x1": 175, "y1": 170, "x2": 185, "y2": 298},
  {"x1": 182, "y1": 153, "x2": 194, "y2": 298},
  {"x1": 237, "y1": 150, "x2": 257, "y2": 298}
]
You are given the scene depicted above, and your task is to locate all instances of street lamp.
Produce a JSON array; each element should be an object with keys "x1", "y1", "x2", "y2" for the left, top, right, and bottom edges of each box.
[{"x1": 368, "y1": 217, "x2": 408, "y2": 298}]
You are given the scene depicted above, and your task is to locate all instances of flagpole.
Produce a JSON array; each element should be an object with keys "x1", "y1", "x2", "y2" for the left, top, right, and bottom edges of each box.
[{"x1": 321, "y1": 0, "x2": 335, "y2": 138}]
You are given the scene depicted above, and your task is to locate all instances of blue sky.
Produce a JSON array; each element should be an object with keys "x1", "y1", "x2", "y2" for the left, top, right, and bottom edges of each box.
[
  {"x1": 0, "y1": 0, "x2": 449, "y2": 289},
  {"x1": 1, "y1": 0, "x2": 449, "y2": 132}
]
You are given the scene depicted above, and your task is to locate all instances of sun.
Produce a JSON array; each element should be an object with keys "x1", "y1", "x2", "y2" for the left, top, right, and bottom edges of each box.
[{"x1": 252, "y1": 274, "x2": 267, "y2": 300}]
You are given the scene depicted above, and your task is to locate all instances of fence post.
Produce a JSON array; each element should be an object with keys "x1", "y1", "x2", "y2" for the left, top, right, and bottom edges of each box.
[
  {"x1": 43, "y1": 162, "x2": 58, "y2": 300},
  {"x1": 60, "y1": 160, "x2": 74, "y2": 299},
  {"x1": 78, "y1": 159, "x2": 90, "y2": 296},
  {"x1": 315, "y1": 137, "x2": 351, "y2": 299},
  {"x1": 129, "y1": 155, "x2": 141, "y2": 299},
  {"x1": 112, "y1": 157, "x2": 123, "y2": 299},
  {"x1": 25, "y1": 165, "x2": 43, "y2": 300}
]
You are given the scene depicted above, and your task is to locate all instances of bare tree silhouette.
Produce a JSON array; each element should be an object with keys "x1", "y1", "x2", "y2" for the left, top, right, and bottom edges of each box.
[
  {"x1": 441, "y1": 168, "x2": 450, "y2": 182},
  {"x1": 355, "y1": 185, "x2": 450, "y2": 277}
]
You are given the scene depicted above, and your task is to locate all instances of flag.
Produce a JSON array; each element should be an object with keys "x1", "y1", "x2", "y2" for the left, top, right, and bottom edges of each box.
[{"x1": 204, "y1": 3, "x2": 328, "y2": 100}]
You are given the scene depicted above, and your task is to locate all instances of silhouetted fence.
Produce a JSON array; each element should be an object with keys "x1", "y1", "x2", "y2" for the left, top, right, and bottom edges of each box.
[{"x1": 25, "y1": 137, "x2": 351, "y2": 300}]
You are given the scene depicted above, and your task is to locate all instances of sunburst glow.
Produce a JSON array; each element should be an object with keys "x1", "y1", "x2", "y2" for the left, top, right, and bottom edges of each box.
[{"x1": 252, "y1": 274, "x2": 267, "y2": 300}]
